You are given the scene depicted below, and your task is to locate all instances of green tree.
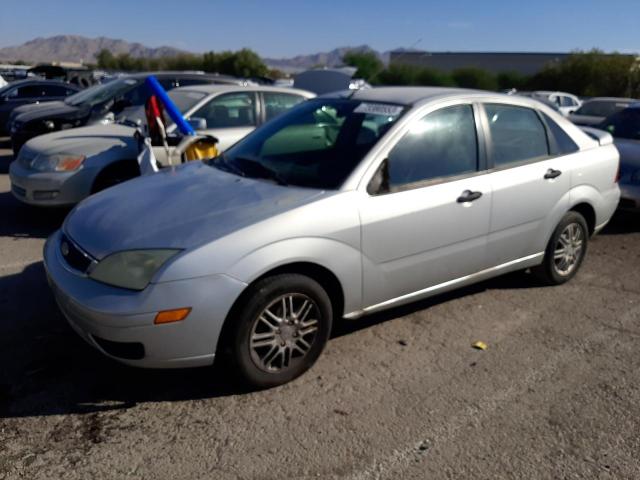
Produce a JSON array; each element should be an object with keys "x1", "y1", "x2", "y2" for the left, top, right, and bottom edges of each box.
[
  {"x1": 451, "y1": 68, "x2": 498, "y2": 90},
  {"x1": 343, "y1": 50, "x2": 384, "y2": 81},
  {"x1": 96, "y1": 49, "x2": 115, "y2": 69}
]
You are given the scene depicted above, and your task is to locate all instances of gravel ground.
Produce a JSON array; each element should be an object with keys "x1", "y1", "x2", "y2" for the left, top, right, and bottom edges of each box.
[{"x1": 1, "y1": 142, "x2": 639, "y2": 479}]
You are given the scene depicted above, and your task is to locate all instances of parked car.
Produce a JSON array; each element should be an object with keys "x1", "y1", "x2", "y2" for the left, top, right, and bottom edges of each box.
[
  {"x1": 0, "y1": 74, "x2": 7, "y2": 88},
  {"x1": 569, "y1": 97, "x2": 637, "y2": 127},
  {"x1": 598, "y1": 103, "x2": 640, "y2": 211},
  {"x1": 521, "y1": 91, "x2": 581, "y2": 116},
  {"x1": 44, "y1": 87, "x2": 620, "y2": 388},
  {"x1": 10, "y1": 85, "x2": 314, "y2": 206},
  {"x1": 0, "y1": 79, "x2": 79, "y2": 135},
  {"x1": 9, "y1": 72, "x2": 242, "y2": 155}
]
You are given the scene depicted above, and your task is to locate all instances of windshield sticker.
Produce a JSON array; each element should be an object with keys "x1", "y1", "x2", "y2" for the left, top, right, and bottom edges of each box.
[{"x1": 354, "y1": 103, "x2": 403, "y2": 117}]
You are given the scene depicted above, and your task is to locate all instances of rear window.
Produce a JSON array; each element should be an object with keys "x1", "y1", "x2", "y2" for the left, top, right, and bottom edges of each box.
[
  {"x1": 600, "y1": 109, "x2": 640, "y2": 140},
  {"x1": 167, "y1": 90, "x2": 207, "y2": 114},
  {"x1": 576, "y1": 101, "x2": 631, "y2": 118}
]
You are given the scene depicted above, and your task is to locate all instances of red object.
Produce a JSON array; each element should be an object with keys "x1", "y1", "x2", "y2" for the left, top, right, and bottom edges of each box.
[{"x1": 145, "y1": 95, "x2": 167, "y2": 145}]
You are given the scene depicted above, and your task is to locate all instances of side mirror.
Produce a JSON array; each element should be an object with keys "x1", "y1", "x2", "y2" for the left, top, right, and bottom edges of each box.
[{"x1": 187, "y1": 117, "x2": 207, "y2": 131}]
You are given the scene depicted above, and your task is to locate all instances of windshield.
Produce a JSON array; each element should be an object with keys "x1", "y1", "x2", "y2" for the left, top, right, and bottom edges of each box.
[
  {"x1": 167, "y1": 90, "x2": 207, "y2": 114},
  {"x1": 64, "y1": 78, "x2": 139, "y2": 107},
  {"x1": 209, "y1": 98, "x2": 405, "y2": 189},
  {"x1": 576, "y1": 100, "x2": 632, "y2": 117},
  {"x1": 601, "y1": 109, "x2": 640, "y2": 140}
]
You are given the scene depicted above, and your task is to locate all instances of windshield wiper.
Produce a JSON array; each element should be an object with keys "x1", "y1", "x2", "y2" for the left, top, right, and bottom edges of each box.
[
  {"x1": 210, "y1": 155, "x2": 246, "y2": 177},
  {"x1": 233, "y1": 156, "x2": 288, "y2": 186}
]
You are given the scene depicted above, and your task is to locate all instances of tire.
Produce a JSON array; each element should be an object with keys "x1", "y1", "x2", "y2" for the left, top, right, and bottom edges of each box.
[
  {"x1": 533, "y1": 211, "x2": 589, "y2": 285},
  {"x1": 226, "y1": 274, "x2": 333, "y2": 389},
  {"x1": 91, "y1": 161, "x2": 140, "y2": 193}
]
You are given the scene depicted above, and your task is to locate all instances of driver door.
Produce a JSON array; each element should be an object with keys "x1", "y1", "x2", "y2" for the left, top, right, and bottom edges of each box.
[{"x1": 359, "y1": 103, "x2": 492, "y2": 309}]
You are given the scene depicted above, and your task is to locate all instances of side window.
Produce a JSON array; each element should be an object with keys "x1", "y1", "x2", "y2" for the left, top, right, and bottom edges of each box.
[
  {"x1": 385, "y1": 104, "x2": 478, "y2": 189},
  {"x1": 263, "y1": 92, "x2": 306, "y2": 121},
  {"x1": 11, "y1": 85, "x2": 41, "y2": 98},
  {"x1": 541, "y1": 113, "x2": 579, "y2": 154},
  {"x1": 191, "y1": 92, "x2": 256, "y2": 128},
  {"x1": 485, "y1": 104, "x2": 549, "y2": 168},
  {"x1": 41, "y1": 85, "x2": 71, "y2": 97},
  {"x1": 176, "y1": 78, "x2": 209, "y2": 87},
  {"x1": 123, "y1": 83, "x2": 152, "y2": 106}
]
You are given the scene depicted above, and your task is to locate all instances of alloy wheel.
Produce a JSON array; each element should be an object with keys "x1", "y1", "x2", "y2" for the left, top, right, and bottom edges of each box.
[
  {"x1": 249, "y1": 293, "x2": 320, "y2": 373},
  {"x1": 553, "y1": 222, "x2": 584, "y2": 276}
]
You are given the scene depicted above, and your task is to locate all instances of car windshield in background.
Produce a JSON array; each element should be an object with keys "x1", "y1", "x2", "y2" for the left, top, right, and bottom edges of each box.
[
  {"x1": 209, "y1": 98, "x2": 405, "y2": 189},
  {"x1": 167, "y1": 90, "x2": 207, "y2": 113},
  {"x1": 64, "y1": 78, "x2": 140, "y2": 107},
  {"x1": 601, "y1": 109, "x2": 640, "y2": 140},
  {"x1": 576, "y1": 100, "x2": 631, "y2": 117}
]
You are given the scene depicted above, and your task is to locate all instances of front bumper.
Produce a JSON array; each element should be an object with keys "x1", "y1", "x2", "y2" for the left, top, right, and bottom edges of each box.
[
  {"x1": 9, "y1": 160, "x2": 100, "y2": 207},
  {"x1": 44, "y1": 230, "x2": 247, "y2": 368}
]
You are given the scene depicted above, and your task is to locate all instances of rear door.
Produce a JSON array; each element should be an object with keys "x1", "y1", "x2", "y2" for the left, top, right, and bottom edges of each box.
[
  {"x1": 359, "y1": 102, "x2": 493, "y2": 308},
  {"x1": 482, "y1": 103, "x2": 573, "y2": 266}
]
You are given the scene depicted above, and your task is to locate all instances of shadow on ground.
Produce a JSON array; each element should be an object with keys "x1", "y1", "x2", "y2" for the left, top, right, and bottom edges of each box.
[{"x1": 0, "y1": 258, "x2": 538, "y2": 419}]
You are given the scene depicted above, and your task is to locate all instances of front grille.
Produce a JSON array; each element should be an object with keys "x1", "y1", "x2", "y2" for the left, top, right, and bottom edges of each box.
[
  {"x1": 60, "y1": 233, "x2": 94, "y2": 273},
  {"x1": 11, "y1": 183, "x2": 26, "y2": 197}
]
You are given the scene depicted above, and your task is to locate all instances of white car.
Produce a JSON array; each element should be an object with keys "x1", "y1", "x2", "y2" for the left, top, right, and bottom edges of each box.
[
  {"x1": 529, "y1": 91, "x2": 582, "y2": 117},
  {"x1": 0, "y1": 74, "x2": 8, "y2": 88},
  {"x1": 9, "y1": 85, "x2": 314, "y2": 206}
]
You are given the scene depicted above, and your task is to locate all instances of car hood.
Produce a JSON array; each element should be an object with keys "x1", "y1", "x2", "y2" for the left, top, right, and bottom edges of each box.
[
  {"x1": 24, "y1": 123, "x2": 137, "y2": 157},
  {"x1": 64, "y1": 162, "x2": 327, "y2": 259},
  {"x1": 615, "y1": 138, "x2": 640, "y2": 174},
  {"x1": 14, "y1": 100, "x2": 83, "y2": 123},
  {"x1": 569, "y1": 114, "x2": 604, "y2": 127}
]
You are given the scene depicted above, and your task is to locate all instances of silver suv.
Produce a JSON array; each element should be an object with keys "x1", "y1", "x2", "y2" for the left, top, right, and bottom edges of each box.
[{"x1": 44, "y1": 87, "x2": 620, "y2": 388}]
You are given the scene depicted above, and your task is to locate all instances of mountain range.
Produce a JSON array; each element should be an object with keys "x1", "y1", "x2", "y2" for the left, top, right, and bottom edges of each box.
[{"x1": 0, "y1": 35, "x2": 395, "y2": 71}]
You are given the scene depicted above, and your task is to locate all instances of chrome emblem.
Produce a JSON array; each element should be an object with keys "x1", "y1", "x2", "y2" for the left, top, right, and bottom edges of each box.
[{"x1": 61, "y1": 241, "x2": 70, "y2": 256}]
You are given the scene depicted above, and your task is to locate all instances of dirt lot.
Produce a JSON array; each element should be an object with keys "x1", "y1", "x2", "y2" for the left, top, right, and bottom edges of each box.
[{"x1": 1, "y1": 141, "x2": 639, "y2": 479}]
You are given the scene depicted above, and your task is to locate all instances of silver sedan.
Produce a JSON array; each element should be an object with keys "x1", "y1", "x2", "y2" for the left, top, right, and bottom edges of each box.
[
  {"x1": 10, "y1": 85, "x2": 314, "y2": 206},
  {"x1": 44, "y1": 87, "x2": 620, "y2": 388}
]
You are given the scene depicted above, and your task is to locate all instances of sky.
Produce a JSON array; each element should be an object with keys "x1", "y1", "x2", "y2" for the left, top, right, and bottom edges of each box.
[{"x1": 0, "y1": 0, "x2": 638, "y2": 58}]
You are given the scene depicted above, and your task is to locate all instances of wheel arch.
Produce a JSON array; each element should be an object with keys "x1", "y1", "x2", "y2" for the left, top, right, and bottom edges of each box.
[
  {"x1": 569, "y1": 202, "x2": 596, "y2": 235},
  {"x1": 215, "y1": 261, "x2": 346, "y2": 357}
]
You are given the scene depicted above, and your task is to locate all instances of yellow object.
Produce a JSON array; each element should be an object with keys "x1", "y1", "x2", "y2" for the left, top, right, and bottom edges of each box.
[
  {"x1": 155, "y1": 308, "x2": 192, "y2": 325},
  {"x1": 184, "y1": 139, "x2": 218, "y2": 161},
  {"x1": 472, "y1": 341, "x2": 488, "y2": 350}
]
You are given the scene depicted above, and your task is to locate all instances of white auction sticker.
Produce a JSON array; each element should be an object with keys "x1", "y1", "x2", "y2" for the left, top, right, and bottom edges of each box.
[{"x1": 354, "y1": 103, "x2": 403, "y2": 117}]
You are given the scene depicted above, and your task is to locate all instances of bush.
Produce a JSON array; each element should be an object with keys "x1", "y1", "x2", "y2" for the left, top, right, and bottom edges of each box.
[{"x1": 451, "y1": 68, "x2": 498, "y2": 90}]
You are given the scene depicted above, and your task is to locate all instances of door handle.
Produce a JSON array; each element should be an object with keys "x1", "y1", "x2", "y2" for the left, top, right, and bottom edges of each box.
[
  {"x1": 544, "y1": 168, "x2": 562, "y2": 179},
  {"x1": 457, "y1": 190, "x2": 483, "y2": 203}
]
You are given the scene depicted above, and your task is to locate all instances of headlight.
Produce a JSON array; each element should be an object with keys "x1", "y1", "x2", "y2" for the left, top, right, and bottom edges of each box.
[
  {"x1": 30, "y1": 153, "x2": 86, "y2": 172},
  {"x1": 89, "y1": 249, "x2": 181, "y2": 290}
]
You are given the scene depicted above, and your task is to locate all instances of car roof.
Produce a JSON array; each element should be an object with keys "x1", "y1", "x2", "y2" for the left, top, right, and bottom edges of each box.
[
  {"x1": 583, "y1": 97, "x2": 639, "y2": 103},
  {"x1": 326, "y1": 86, "x2": 505, "y2": 106},
  {"x1": 1, "y1": 78, "x2": 76, "y2": 87},
  {"x1": 172, "y1": 84, "x2": 315, "y2": 97},
  {"x1": 123, "y1": 71, "x2": 240, "y2": 82}
]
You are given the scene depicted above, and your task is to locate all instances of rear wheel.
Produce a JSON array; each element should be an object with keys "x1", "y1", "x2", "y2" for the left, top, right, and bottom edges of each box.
[
  {"x1": 91, "y1": 161, "x2": 140, "y2": 193},
  {"x1": 227, "y1": 274, "x2": 332, "y2": 389},
  {"x1": 533, "y1": 211, "x2": 588, "y2": 285}
]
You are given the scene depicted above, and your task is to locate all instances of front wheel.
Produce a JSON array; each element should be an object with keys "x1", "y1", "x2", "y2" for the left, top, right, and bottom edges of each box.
[
  {"x1": 227, "y1": 274, "x2": 333, "y2": 389},
  {"x1": 533, "y1": 211, "x2": 589, "y2": 285}
]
